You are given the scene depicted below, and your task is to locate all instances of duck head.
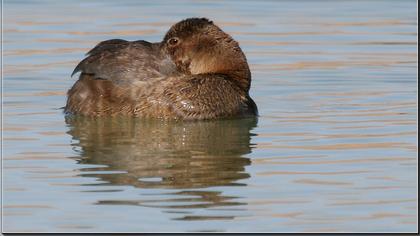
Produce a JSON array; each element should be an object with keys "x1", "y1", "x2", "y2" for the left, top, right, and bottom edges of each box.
[{"x1": 162, "y1": 18, "x2": 251, "y2": 92}]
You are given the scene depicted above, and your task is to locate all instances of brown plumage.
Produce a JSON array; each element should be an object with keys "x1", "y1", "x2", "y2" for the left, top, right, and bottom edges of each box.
[{"x1": 65, "y1": 18, "x2": 258, "y2": 120}]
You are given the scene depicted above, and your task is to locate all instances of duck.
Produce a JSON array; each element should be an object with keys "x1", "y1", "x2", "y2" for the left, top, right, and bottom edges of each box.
[{"x1": 65, "y1": 17, "x2": 258, "y2": 120}]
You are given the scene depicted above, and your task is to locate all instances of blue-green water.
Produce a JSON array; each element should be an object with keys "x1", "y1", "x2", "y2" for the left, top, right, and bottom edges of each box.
[{"x1": 2, "y1": 0, "x2": 418, "y2": 232}]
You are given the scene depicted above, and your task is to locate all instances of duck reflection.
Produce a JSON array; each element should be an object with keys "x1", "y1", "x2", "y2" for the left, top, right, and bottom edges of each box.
[{"x1": 65, "y1": 116, "x2": 257, "y2": 217}]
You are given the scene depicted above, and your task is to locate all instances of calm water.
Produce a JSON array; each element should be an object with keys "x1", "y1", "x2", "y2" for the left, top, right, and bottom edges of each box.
[{"x1": 2, "y1": 0, "x2": 418, "y2": 232}]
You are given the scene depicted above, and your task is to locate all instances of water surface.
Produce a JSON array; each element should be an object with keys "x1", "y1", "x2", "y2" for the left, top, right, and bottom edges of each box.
[{"x1": 2, "y1": 0, "x2": 418, "y2": 232}]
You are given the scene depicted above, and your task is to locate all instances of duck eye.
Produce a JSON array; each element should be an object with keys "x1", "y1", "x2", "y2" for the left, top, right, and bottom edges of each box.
[{"x1": 168, "y1": 37, "x2": 180, "y2": 46}]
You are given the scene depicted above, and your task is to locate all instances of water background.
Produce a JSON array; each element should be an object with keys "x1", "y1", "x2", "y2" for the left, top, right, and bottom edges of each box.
[{"x1": 2, "y1": 0, "x2": 418, "y2": 232}]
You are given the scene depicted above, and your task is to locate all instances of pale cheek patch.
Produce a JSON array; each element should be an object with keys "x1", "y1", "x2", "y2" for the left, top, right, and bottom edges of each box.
[{"x1": 189, "y1": 57, "x2": 217, "y2": 75}]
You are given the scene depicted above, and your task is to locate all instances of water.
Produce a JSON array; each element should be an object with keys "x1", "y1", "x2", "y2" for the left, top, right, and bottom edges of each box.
[{"x1": 2, "y1": 0, "x2": 418, "y2": 232}]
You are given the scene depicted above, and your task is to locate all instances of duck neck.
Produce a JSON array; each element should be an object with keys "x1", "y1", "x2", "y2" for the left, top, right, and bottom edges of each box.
[{"x1": 189, "y1": 49, "x2": 251, "y2": 92}]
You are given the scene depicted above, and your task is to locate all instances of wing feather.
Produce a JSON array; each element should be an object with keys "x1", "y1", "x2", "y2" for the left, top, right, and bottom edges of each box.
[{"x1": 71, "y1": 39, "x2": 177, "y2": 84}]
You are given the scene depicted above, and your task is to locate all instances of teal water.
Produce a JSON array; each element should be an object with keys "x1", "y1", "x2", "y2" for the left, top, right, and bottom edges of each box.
[{"x1": 2, "y1": 0, "x2": 418, "y2": 232}]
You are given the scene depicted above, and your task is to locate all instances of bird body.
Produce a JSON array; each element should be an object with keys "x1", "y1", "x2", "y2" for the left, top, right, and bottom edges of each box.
[{"x1": 66, "y1": 18, "x2": 257, "y2": 120}]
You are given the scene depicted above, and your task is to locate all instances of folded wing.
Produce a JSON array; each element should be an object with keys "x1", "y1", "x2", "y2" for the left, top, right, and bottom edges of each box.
[{"x1": 71, "y1": 39, "x2": 177, "y2": 84}]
